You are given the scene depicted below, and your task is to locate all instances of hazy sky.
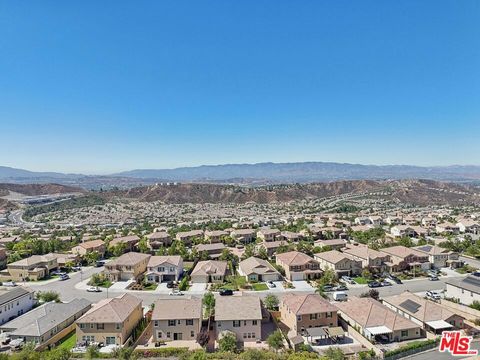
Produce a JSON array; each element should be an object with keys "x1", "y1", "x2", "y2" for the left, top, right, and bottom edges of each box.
[{"x1": 1, "y1": 1, "x2": 479, "y2": 174}]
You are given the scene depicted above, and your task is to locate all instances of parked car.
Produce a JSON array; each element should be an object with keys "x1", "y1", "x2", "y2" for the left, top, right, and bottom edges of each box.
[
  {"x1": 322, "y1": 285, "x2": 335, "y2": 292},
  {"x1": 429, "y1": 275, "x2": 439, "y2": 281},
  {"x1": 333, "y1": 291, "x2": 348, "y2": 301},
  {"x1": 341, "y1": 276, "x2": 355, "y2": 284},
  {"x1": 166, "y1": 281, "x2": 175, "y2": 289},
  {"x1": 368, "y1": 281, "x2": 381, "y2": 288},
  {"x1": 71, "y1": 266, "x2": 82, "y2": 271},
  {"x1": 2, "y1": 281, "x2": 17, "y2": 287},
  {"x1": 387, "y1": 274, "x2": 402, "y2": 284},
  {"x1": 59, "y1": 273, "x2": 70, "y2": 281},
  {"x1": 267, "y1": 281, "x2": 276, "y2": 288},
  {"x1": 87, "y1": 286, "x2": 101, "y2": 292},
  {"x1": 381, "y1": 281, "x2": 391, "y2": 287},
  {"x1": 95, "y1": 260, "x2": 105, "y2": 267},
  {"x1": 219, "y1": 289, "x2": 234, "y2": 296},
  {"x1": 335, "y1": 284, "x2": 348, "y2": 291},
  {"x1": 169, "y1": 290, "x2": 184, "y2": 296},
  {"x1": 426, "y1": 291, "x2": 441, "y2": 301}
]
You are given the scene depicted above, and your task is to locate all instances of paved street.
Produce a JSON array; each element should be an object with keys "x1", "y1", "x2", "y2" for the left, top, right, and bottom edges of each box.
[{"x1": 405, "y1": 340, "x2": 480, "y2": 359}]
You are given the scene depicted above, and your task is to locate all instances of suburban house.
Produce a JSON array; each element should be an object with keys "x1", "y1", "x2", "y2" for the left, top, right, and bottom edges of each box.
[
  {"x1": 369, "y1": 216, "x2": 383, "y2": 226},
  {"x1": 194, "y1": 243, "x2": 226, "y2": 259},
  {"x1": 104, "y1": 252, "x2": 151, "y2": 282},
  {"x1": 313, "y1": 239, "x2": 347, "y2": 251},
  {"x1": 76, "y1": 293, "x2": 143, "y2": 346},
  {"x1": 204, "y1": 230, "x2": 229, "y2": 243},
  {"x1": 0, "y1": 298, "x2": 91, "y2": 346},
  {"x1": 280, "y1": 231, "x2": 303, "y2": 242},
  {"x1": 0, "y1": 287, "x2": 35, "y2": 326},
  {"x1": 390, "y1": 226, "x2": 417, "y2": 238},
  {"x1": 380, "y1": 246, "x2": 431, "y2": 272},
  {"x1": 72, "y1": 240, "x2": 106, "y2": 258},
  {"x1": 382, "y1": 292, "x2": 465, "y2": 334},
  {"x1": 275, "y1": 251, "x2": 322, "y2": 281},
  {"x1": 436, "y1": 222, "x2": 460, "y2": 235},
  {"x1": 152, "y1": 298, "x2": 202, "y2": 342},
  {"x1": 230, "y1": 229, "x2": 256, "y2": 244},
  {"x1": 336, "y1": 297, "x2": 422, "y2": 343},
  {"x1": 445, "y1": 276, "x2": 480, "y2": 306},
  {"x1": 5, "y1": 254, "x2": 59, "y2": 281},
  {"x1": 145, "y1": 256, "x2": 183, "y2": 284},
  {"x1": 190, "y1": 260, "x2": 228, "y2": 283},
  {"x1": 314, "y1": 250, "x2": 362, "y2": 277},
  {"x1": 280, "y1": 294, "x2": 338, "y2": 334},
  {"x1": 257, "y1": 228, "x2": 281, "y2": 242},
  {"x1": 413, "y1": 245, "x2": 462, "y2": 269},
  {"x1": 456, "y1": 219, "x2": 480, "y2": 234},
  {"x1": 147, "y1": 232, "x2": 172, "y2": 250},
  {"x1": 386, "y1": 216, "x2": 402, "y2": 225},
  {"x1": 109, "y1": 235, "x2": 140, "y2": 253},
  {"x1": 175, "y1": 230, "x2": 204, "y2": 246},
  {"x1": 50, "y1": 253, "x2": 80, "y2": 268},
  {"x1": 342, "y1": 244, "x2": 390, "y2": 272},
  {"x1": 215, "y1": 296, "x2": 262, "y2": 343},
  {"x1": 238, "y1": 257, "x2": 282, "y2": 282},
  {"x1": 258, "y1": 240, "x2": 289, "y2": 257}
]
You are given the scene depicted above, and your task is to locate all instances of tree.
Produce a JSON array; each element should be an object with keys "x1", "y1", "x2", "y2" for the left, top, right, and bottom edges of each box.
[
  {"x1": 218, "y1": 332, "x2": 237, "y2": 352},
  {"x1": 318, "y1": 268, "x2": 336, "y2": 285},
  {"x1": 37, "y1": 291, "x2": 60, "y2": 303},
  {"x1": 323, "y1": 347, "x2": 345, "y2": 360},
  {"x1": 111, "y1": 347, "x2": 137, "y2": 360},
  {"x1": 196, "y1": 330, "x2": 210, "y2": 347},
  {"x1": 111, "y1": 242, "x2": 127, "y2": 257},
  {"x1": 361, "y1": 268, "x2": 372, "y2": 280},
  {"x1": 45, "y1": 348, "x2": 71, "y2": 360},
  {"x1": 264, "y1": 294, "x2": 279, "y2": 311},
  {"x1": 137, "y1": 237, "x2": 150, "y2": 253},
  {"x1": 203, "y1": 291, "x2": 215, "y2": 317},
  {"x1": 360, "y1": 289, "x2": 379, "y2": 301},
  {"x1": 83, "y1": 251, "x2": 100, "y2": 266},
  {"x1": 267, "y1": 330, "x2": 284, "y2": 352},
  {"x1": 315, "y1": 284, "x2": 327, "y2": 299}
]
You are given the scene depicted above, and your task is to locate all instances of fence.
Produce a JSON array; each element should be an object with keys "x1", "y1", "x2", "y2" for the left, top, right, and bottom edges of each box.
[{"x1": 383, "y1": 341, "x2": 438, "y2": 360}]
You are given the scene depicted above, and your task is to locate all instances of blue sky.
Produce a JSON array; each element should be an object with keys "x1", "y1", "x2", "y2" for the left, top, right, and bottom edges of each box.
[{"x1": 1, "y1": 1, "x2": 479, "y2": 174}]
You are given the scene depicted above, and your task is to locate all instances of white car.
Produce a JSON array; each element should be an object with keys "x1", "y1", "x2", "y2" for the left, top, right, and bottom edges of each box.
[
  {"x1": 87, "y1": 286, "x2": 102, "y2": 292},
  {"x1": 169, "y1": 290, "x2": 184, "y2": 296},
  {"x1": 2, "y1": 281, "x2": 17, "y2": 287},
  {"x1": 426, "y1": 291, "x2": 441, "y2": 301}
]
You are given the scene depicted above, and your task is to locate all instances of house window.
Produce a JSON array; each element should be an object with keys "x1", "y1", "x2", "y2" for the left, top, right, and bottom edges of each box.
[
  {"x1": 252, "y1": 332, "x2": 255, "y2": 339},
  {"x1": 186, "y1": 319, "x2": 194, "y2": 325},
  {"x1": 80, "y1": 324, "x2": 85, "y2": 329},
  {"x1": 310, "y1": 314, "x2": 318, "y2": 320},
  {"x1": 233, "y1": 320, "x2": 241, "y2": 327},
  {"x1": 252, "y1": 320, "x2": 257, "y2": 325},
  {"x1": 154, "y1": 321, "x2": 158, "y2": 327},
  {"x1": 158, "y1": 332, "x2": 162, "y2": 338},
  {"x1": 97, "y1": 323, "x2": 104, "y2": 330},
  {"x1": 401, "y1": 330, "x2": 408, "y2": 337},
  {"x1": 243, "y1": 333, "x2": 247, "y2": 339},
  {"x1": 168, "y1": 320, "x2": 176, "y2": 326},
  {"x1": 116, "y1": 323, "x2": 121, "y2": 330},
  {"x1": 167, "y1": 332, "x2": 171, "y2": 338},
  {"x1": 191, "y1": 331, "x2": 195, "y2": 337},
  {"x1": 297, "y1": 315, "x2": 302, "y2": 321},
  {"x1": 326, "y1": 312, "x2": 333, "y2": 318}
]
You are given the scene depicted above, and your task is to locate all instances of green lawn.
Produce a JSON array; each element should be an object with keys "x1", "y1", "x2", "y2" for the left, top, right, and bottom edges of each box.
[
  {"x1": 57, "y1": 331, "x2": 76, "y2": 350},
  {"x1": 251, "y1": 283, "x2": 268, "y2": 291},
  {"x1": 353, "y1": 276, "x2": 368, "y2": 284}
]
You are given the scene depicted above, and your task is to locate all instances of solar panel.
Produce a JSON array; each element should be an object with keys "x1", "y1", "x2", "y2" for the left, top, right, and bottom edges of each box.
[
  {"x1": 399, "y1": 299, "x2": 421, "y2": 313},
  {"x1": 462, "y1": 276, "x2": 480, "y2": 287}
]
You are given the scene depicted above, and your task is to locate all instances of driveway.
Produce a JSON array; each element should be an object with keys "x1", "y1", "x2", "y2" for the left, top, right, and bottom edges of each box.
[
  {"x1": 188, "y1": 283, "x2": 207, "y2": 294},
  {"x1": 291, "y1": 280, "x2": 314, "y2": 291},
  {"x1": 109, "y1": 280, "x2": 134, "y2": 291},
  {"x1": 154, "y1": 282, "x2": 170, "y2": 293}
]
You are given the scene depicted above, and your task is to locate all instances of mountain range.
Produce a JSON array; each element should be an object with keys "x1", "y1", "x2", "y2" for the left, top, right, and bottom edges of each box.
[{"x1": 1, "y1": 162, "x2": 480, "y2": 189}]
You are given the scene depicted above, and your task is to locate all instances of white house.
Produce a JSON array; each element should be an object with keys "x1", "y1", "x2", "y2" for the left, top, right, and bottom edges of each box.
[{"x1": 0, "y1": 287, "x2": 35, "y2": 326}]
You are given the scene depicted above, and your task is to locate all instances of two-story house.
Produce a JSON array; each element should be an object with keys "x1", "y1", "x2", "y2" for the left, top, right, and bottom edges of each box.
[
  {"x1": 380, "y1": 246, "x2": 430, "y2": 272},
  {"x1": 257, "y1": 228, "x2": 281, "y2": 242},
  {"x1": 204, "y1": 230, "x2": 229, "y2": 244},
  {"x1": 215, "y1": 296, "x2": 262, "y2": 343},
  {"x1": 145, "y1": 256, "x2": 183, "y2": 283},
  {"x1": 0, "y1": 287, "x2": 35, "y2": 325},
  {"x1": 280, "y1": 294, "x2": 338, "y2": 334},
  {"x1": 109, "y1": 235, "x2": 140, "y2": 253},
  {"x1": 152, "y1": 298, "x2": 202, "y2": 342},
  {"x1": 6, "y1": 254, "x2": 58, "y2": 281},
  {"x1": 76, "y1": 293, "x2": 143, "y2": 346},
  {"x1": 104, "y1": 252, "x2": 151, "y2": 282},
  {"x1": 190, "y1": 260, "x2": 228, "y2": 283},
  {"x1": 342, "y1": 244, "x2": 390, "y2": 272},
  {"x1": 230, "y1": 229, "x2": 256, "y2": 244},
  {"x1": 413, "y1": 245, "x2": 462, "y2": 269},
  {"x1": 314, "y1": 250, "x2": 362, "y2": 277},
  {"x1": 275, "y1": 251, "x2": 322, "y2": 281},
  {"x1": 72, "y1": 240, "x2": 106, "y2": 258}
]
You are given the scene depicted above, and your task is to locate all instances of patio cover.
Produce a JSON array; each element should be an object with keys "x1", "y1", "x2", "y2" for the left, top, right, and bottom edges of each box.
[
  {"x1": 326, "y1": 326, "x2": 345, "y2": 337},
  {"x1": 426, "y1": 320, "x2": 454, "y2": 330},
  {"x1": 365, "y1": 325, "x2": 392, "y2": 336},
  {"x1": 306, "y1": 327, "x2": 328, "y2": 339}
]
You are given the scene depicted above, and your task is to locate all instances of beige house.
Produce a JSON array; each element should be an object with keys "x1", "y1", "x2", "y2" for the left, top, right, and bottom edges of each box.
[
  {"x1": 152, "y1": 298, "x2": 202, "y2": 342},
  {"x1": 313, "y1": 239, "x2": 347, "y2": 251},
  {"x1": 275, "y1": 251, "x2": 322, "y2": 281},
  {"x1": 175, "y1": 230, "x2": 204, "y2": 246},
  {"x1": 280, "y1": 294, "x2": 338, "y2": 334},
  {"x1": 190, "y1": 260, "x2": 228, "y2": 283},
  {"x1": 257, "y1": 228, "x2": 280, "y2": 242},
  {"x1": 314, "y1": 250, "x2": 362, "y2": 277},
  {"x1": 72, "y1": 240, "x2": 106, "y2": 257},
  {"x1": 145, "y1": 256, "x2": 183, "y2": 283},
  {"x1": 76, "y1": 293, "x2": 143, "y2": 346},
  {"x1": 380, "y1": 246, "x2": 430, "y2": 272},
  {"x1": 109, "y1": 235, "x2": 140, "y2": 253},
  {"x1": 382, "y1": 292, "x2": 465, "y2": 334},
  {"x1": 104, "y1": 252, "x2": 151, "y2": 282},
  {"x1": 215, "y1": 296, "x2": 262, "y2": 343},
  {"x1": 204, "y1": 230, "x2": 229, "y2": 243},
  {"x1": 343, "y1": 244, "x2": 390, "y2": 272},
  {"x1": 147, "y1": 232, "x2": 172, "y2": 250},
  {"x1": 457, "y1": 219, "x2": 480, "y2": 234},
  {"x1": 230, "y1": 229, "x2": 256, "y2": 244},
  {"x1": 336, "y1": 297, "x2": 422, "y2": 343},
  {"x1": 413, "y1": 245, "x2": 461, "y2": 269},
  {"x1": 194, "y1": 243, "x2": 226, "y2": 259},
  {"x1": 5, "y1": 254, "x2": 58, "y2": 281},
  {"x1": 238, "y1": 257, "x2": 282, "y2": 282}
]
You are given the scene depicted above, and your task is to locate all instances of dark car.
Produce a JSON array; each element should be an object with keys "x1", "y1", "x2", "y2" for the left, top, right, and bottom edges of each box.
[
  {"x1": 166, "y1": 281, "x2": 175, "y2": 289},
  {"x1": 368, "y1": 281, "x2": 381, "y2": 288},
  {"x1": 95, "y1": 260, "x2": 105, "y2": 267},
  {"x1": 219, "y1": 289, "x2": 234, "y2": 296}
]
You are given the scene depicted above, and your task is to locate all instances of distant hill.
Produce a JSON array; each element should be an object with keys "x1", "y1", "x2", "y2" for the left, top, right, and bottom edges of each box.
[
  {"x1": 2, "y1": 162, "x2": 480, "y2": 188},
  {"x1": 114, "y1": 162, "x2": 480, "y2": 183}
]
